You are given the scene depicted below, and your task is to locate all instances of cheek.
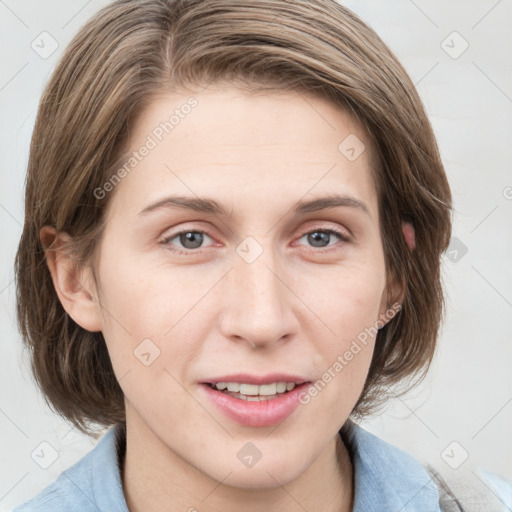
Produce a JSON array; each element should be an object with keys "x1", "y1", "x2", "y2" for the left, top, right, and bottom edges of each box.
[
  {"x1": 94, "y1": 247, "x2": 223, "y2": 382},
  {"x1": 306, "y1": 259, "x2": 386, "y2": 337},
  {"x1": 96, "y1": 245, "x2": 201, "y2": 334},
  {"x1": 302, "y1": 259, "x2": 386, "y2": 392},
  {"x1": 300, "y1": 275, "x2": 383, "y2": 427}
]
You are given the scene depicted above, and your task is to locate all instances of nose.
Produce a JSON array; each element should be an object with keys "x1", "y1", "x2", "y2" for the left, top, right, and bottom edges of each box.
[{"x1": 218, "y1": 243, "x2": 298, "y2": 350}]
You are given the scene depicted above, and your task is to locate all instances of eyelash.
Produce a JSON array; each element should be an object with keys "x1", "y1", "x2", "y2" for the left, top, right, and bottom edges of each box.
[{"x1": 161, "y1": 226, "x2": 351, "y2": 255}]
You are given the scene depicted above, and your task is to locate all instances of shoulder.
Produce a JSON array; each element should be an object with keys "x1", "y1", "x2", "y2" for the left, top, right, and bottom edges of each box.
[
  {"x1": 12, "y1": 424, "x2": 128, "y2": 512},
  {"x1": 11, "y1": 479, "x2": 90, "y2": 512},
  {"x1": 343, "y1": 420, "x2": 512, "y2": 512},
  {"x1": 343, "y1": 420, "x2": 442, "y2": 511}
]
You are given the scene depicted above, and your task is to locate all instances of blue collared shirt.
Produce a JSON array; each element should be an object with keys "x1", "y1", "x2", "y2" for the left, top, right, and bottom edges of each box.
[{"x1": 12, "y1": 421, "x2": 512, "y2": 511}]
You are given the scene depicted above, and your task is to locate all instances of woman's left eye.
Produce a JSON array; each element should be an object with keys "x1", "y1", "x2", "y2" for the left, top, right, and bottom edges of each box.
[
  {"x1": 296, "y1": 228, "x2": 351, "y2": 250},
  {"x1": 161, "y1": 227, "x2": 350, "y2": 255}
]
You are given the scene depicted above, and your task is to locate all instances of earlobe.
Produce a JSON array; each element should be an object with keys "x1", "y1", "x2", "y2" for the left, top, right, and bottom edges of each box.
[{"x1": 40, "y1": 226, "x2": 102, "y2": 332}]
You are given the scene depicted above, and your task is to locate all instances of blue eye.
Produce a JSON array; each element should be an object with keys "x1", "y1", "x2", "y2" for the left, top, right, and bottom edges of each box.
[
  {"x1": 297, "y1": 228, "x2": 350, "y2": 250},
  {"x1": 162, "y1": 230, "x2": 213, "y2": 254}
]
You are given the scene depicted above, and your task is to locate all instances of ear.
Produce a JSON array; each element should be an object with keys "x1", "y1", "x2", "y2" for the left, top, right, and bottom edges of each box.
[
  {"x1": 40, "y1": 226, "x2": 102, "y2": 332},
  {"x1": 402, "y1": 220, "x2": 415, "y2": 251}
]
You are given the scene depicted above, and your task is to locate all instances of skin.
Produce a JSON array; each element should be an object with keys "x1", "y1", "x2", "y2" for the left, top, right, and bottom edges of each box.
[{"x1": 43, "y1": 83, "x2": 414, "y2": 512}]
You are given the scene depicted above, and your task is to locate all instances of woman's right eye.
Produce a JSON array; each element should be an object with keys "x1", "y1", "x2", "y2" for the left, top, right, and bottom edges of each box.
[{"x1": 161, "y1": 230, "x2": 215, "y2": 255}]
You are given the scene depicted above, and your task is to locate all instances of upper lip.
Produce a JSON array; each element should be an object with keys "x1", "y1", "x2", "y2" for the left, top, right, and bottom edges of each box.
[{"x1": 200, "y1": 373, "x2": 311, "y2": 386}]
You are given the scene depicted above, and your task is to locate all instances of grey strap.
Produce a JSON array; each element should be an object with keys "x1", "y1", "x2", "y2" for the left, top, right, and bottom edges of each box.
[
  {"x1": 425, "y1": 464, "x2": 464, "y2": 511},
  {"x1": 424, "y1": 464, "x2": 508, "y2": 512}
]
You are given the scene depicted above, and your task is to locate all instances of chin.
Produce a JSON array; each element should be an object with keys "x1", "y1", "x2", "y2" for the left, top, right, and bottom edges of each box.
[
  {"x1": 222, "y1": 469, "x2": 297, "y2": 491},
  {"x1": 205, "y1": 453, "x2": 307, "y2": 491}
]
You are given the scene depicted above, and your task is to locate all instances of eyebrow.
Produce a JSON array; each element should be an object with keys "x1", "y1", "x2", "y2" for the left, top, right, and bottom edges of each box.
[{"x1": 137, "y1": 194, "x2": 371, "y2": 218}]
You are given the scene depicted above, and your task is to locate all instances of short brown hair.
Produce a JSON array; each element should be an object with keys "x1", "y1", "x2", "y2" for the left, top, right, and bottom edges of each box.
[{"x1": 15, "y1": 0, "x2": 452, "y2": 435}]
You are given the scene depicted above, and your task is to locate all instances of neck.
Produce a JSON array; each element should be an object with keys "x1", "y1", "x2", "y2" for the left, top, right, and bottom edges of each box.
[{"x1": 121, "y1": 418, "x2": 354, "y2": 512}]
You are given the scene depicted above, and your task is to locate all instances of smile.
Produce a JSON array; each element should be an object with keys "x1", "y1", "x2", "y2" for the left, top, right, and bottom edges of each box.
[{"x1": 208, "y1": 381, "x2": 297, "y2": 400}]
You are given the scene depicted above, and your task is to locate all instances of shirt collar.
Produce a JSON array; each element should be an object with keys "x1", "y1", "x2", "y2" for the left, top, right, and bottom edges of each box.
[
  {"x1": 82, "y1": 422, "x2": 129, "y2": 510},
  {"x1": 343, "y1": 420, "x2": 441, "y2": 511}
]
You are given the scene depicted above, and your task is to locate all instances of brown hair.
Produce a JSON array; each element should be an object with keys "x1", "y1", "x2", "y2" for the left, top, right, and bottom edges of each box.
[{"x1": 15, "y1": 0, "x2": 452, "y2": 435}]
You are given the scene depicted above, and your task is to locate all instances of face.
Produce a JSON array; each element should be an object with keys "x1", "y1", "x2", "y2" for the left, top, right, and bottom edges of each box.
[{"x1": 89, "y1": 84, "x2": 394, "y2": 488}]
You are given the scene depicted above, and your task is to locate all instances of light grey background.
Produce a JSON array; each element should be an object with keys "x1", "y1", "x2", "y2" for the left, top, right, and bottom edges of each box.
[{"x1": 1, "y1": 0, "x2": 511, "y2": 509}]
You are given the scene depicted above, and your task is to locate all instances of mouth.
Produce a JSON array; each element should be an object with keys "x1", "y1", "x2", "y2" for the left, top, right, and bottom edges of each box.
[
  {"x1": 200, "y1": 378, "x2": 313, "y2": 427},
  {"x1": 200, "y1": 373, "x2": 311, "y2": 401}
]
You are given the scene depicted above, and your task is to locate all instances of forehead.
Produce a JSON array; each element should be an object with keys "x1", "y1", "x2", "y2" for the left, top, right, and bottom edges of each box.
[{"x1": 104, "y1": 86, "x2": 378, "y2": 222}]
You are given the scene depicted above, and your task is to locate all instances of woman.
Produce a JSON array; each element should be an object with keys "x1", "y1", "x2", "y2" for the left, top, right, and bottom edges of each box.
[{"x1": 13, "y1": 0, "x2": 511, "y2": 510}]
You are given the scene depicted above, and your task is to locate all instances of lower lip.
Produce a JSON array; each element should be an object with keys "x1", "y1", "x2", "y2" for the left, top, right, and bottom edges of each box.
[{"x1": 199, "y1": 382, "x2": 312, "y2": 427}]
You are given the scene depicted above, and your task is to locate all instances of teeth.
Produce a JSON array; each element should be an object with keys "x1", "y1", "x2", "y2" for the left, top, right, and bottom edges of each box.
[
  {"x1": 213, "y1": 381, "x2": 297, "y2": 396},
  {"x1": 240, "y1": 384, "x2": 260, "y2": 395},
  {"x1": 258, "y1": 383, "x2": 276, "y2": 395}
]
